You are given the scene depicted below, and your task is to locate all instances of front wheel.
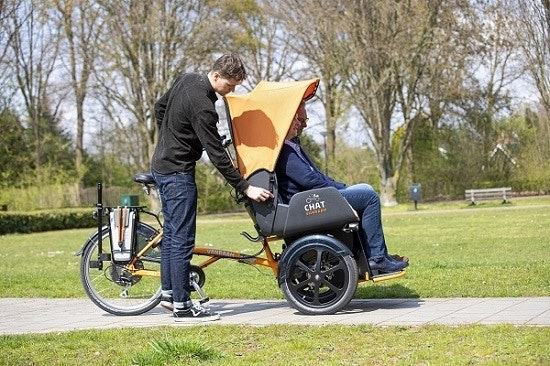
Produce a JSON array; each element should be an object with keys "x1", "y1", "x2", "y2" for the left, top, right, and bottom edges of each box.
[
  {"x1": 279, "y1": 235, "x2": 358, "y2": 315},
  {"x1": 80, "y1": 222, "x2": 161, "y2": 316}
]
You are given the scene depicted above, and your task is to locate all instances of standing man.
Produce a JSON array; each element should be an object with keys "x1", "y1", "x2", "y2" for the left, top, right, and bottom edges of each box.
[{"x1": 151, "y1": 53, "x2": 273, "y2": 322}]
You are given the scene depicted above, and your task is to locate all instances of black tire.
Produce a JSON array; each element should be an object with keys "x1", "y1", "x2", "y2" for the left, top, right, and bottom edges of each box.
[
  {"x1": 279, "y1": 236, "x2": 358, "y2": 315},
  {"x1": 80, "y1": 222, "x2": 161, "y2": 316}
]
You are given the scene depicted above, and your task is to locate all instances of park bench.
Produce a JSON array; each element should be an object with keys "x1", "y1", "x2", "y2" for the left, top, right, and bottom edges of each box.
[{"x1": 465, "y1": 187, "x2": 512, "y2": 205}]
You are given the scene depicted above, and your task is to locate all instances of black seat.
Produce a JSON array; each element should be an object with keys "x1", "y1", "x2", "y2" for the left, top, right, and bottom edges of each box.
[
  {"x1": 245, "y1": 170, "x2": 358, "y2": 238},
  {"x1": 134, "y1": 173, "x2": 156, "y2": 185}
]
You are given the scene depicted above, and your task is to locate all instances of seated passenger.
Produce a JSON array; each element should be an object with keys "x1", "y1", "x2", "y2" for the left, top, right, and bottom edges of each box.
[{"x1": 275, "y1": 101, "x2": 409, "y2": 273}]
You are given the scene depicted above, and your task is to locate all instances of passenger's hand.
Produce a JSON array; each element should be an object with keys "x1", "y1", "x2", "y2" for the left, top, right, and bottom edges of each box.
[{"x1": 244, "y1": 185, "x2": 274, "y2": 202}]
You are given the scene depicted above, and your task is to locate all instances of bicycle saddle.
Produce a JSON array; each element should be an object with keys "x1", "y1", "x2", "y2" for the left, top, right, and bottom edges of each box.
[{"x1": 134, "y1": 173, "x2": 155, "y2": 185}]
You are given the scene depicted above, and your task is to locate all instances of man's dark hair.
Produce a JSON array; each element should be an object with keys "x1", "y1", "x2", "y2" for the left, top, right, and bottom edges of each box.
[{"x1": 212, "y1": 53, "x2": 247, "y2": 81}]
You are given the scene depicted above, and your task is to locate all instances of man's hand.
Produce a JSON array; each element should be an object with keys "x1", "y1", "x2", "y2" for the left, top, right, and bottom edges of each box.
[{"x1": 244, "y1": 185, "x2": 274, "y2": 202}]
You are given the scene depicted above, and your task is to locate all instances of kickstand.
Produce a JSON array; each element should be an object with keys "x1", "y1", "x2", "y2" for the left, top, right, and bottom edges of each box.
[
  {"x1": 120, "y1": 284, "x2": 131, "y2": 298},
  {"x1": 190, "y1": 278, "x2": 210, "y2": 304}
]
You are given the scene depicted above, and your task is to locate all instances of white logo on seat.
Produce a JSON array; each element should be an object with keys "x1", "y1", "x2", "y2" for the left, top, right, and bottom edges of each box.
[{"x1": 304, "y1": 193, "x2": 327, "y2": 216}]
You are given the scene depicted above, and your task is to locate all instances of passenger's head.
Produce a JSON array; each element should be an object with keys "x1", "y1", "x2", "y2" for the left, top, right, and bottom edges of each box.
[
  {"x1": 285, "y1": 101, "x2": 309, "y2": 141},
  {"x1": 209, "y1": 53, "x2": 247, "y2": 96},
  {"x1": 285, "y1": 117, "x2": 301, "y2": 141},
  {"x1": 295, "y1": 101, "x2": 308, "y2": 137}
]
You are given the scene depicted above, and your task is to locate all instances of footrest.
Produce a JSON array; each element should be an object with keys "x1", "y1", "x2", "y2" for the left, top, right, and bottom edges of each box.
[{"x1": 367, "y1": 270, "x2": 406, "y2": 282}]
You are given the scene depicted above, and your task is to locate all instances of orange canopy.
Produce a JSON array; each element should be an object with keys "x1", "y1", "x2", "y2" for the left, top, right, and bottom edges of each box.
[{"x1": 225, "y1": 78, "x2": 319, "y2": 179}]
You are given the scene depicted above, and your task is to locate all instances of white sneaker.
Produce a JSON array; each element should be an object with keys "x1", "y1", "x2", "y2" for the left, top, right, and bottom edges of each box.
[{"x1": 173, "y1": 303, "x2": 220, "y2": 322}]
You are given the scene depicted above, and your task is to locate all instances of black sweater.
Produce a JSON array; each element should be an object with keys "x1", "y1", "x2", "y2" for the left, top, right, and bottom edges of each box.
[{"x1": 151, "y1": 73, "x2": 249, "y2": 192}]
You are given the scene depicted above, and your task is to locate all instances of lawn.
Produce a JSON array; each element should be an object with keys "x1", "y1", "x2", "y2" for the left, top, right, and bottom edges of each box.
[
  {"x1": 2, "y1": 325, "x2": 549, "y2": 365},
  {"x1": 1, "y1": 197, "x2": 548, "y2": 299},
  {"x1": 0, "y1": 197, "x2": 549, "y2": 365}
]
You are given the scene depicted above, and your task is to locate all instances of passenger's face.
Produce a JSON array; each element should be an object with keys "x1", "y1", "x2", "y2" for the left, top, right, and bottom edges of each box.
[
  {"x1": 211, "y1": 72, "x2": 241, "y2": 96},
  {"x1": 295, "y1": 104, "x2": 308, "y2": 136},
  {"x1": 285, "y1": 118, "x2": 301, "y2": 140}
]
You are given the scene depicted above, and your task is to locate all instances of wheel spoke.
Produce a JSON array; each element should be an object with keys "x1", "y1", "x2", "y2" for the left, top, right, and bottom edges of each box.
[
  {"x1": 290, "y1": 276, "x2": 311, "y2": 290},
  {"x1": 320, "y1": 277, "x2": 343, "y2": 294},
  {"x1": 296, "y1": 258, "x2": 313, "y2": 273},
  {"x1": 311, "y1": 284, "x2": 321, "y2": 304},
  {"x1": 314, "y1": 249, "x2": 323, "y2": 272},
  {"x1": 323, "y1": 261, "x2": 345, "y2": 276}
]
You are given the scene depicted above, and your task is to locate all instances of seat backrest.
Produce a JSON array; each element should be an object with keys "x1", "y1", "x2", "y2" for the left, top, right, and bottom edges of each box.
[{"x1": 245, "y1": 169, "x2": 282, "y2": 236}]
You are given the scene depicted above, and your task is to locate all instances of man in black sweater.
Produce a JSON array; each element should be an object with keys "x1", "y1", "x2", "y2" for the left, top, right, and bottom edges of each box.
[{"x1": 151, "y1": 53, "x2": 273, "y2": 322}]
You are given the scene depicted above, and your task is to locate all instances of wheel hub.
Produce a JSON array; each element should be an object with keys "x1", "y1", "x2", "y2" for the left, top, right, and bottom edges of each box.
[{"x1": 108, "y1": 262, "x2": 142, "y2": 286}]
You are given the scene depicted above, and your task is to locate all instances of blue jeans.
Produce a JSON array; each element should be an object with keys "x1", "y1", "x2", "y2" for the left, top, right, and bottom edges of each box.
[
  {"x1": 338, "y1": 183, "x2": 388, "y2": 260},
  {"x1": 151, "y1": 169, "x2": 197, "y2": 308}
]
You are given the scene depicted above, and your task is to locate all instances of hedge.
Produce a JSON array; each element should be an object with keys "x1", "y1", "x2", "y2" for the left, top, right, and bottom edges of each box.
[{"x1": 0, "y1": 209, "x2": 97, "y2": 235}]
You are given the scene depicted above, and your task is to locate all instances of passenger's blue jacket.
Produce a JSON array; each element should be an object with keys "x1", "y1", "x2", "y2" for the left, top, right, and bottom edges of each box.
[{"x1": 275, "y1": 138, "x2": 346, "y2": 203}]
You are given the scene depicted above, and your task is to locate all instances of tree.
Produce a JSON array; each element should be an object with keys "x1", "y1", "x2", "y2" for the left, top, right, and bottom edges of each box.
[
  {"x1": 456, "y1": 1, "x2": 523, "y2": 172},
  {"x1": 274, "y1": 0, "x2": 351, "y2": 168},
  {"x1": 5, "y1": 0, "x2": 73, "y2": 179},
  {"x1": 1, "y1": 0, "x2": 23, "y2": 80},
  {"x1": 53, "y1": 0, "x2": 103, "y2": 185},
  {"x1": 0, "y1": 109, "x2": 32, "y2": 186},
  {"x1": 334, "y1": 0, "x2": 465, "y2": 205},
  {"x1": 93, "y1": 0, "x2": 215, "y2": 173},
  {"x1": 508, "y1": 0, "x2": 550, "y2": 147},
  {"x1": 205, "y1": 0, "x2": 299, "y2": 87},
  {"x1": 516, "y1": 107, "x2": 550, "y2": 190}
]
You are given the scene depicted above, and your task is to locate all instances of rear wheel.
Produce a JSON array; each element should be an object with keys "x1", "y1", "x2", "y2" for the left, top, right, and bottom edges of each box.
[
  {"x1": 279, "y1": 236, "x2": 358, "y2": 315},
  {"x1": 80, "y1": 222, "x2": 161, "y2": 316}
]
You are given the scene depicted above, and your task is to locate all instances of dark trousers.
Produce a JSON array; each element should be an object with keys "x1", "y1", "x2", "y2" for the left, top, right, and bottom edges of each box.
[
  {"x1": 151, "y1": 169, "x2": 197, "y2": 307},
  {"x1": 339, "y1": 183, "x2": 388, "y2": 260}
]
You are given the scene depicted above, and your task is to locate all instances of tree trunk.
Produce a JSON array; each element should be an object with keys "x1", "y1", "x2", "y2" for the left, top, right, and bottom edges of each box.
[{"x1": 379, "y1": 177, "x2": 398, "y2": 207}]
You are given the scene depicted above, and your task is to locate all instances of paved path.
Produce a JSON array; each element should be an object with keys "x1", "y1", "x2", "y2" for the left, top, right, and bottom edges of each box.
[{"x1": 1, "y1": 297, "x2": 549, "y2": 335}]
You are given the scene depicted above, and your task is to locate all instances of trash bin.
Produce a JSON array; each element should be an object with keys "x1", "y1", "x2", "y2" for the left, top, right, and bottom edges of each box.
[
  {"x1": 409, "y1": 183, "x2": 421, "y2": 210},
  {"x1": 121, "y1": 194, "x2": 139, "y2": 207}
]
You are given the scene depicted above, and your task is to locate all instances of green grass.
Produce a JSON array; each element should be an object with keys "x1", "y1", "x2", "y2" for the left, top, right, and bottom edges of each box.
[
  {"x1": 1, "y1": 197, "x2": 548, "y2": 299},
  {"x1": 1, "y1": 325, "x2": 549, "y2": 365},
  {"x1": 0, "y1": 197, "x2": 549, "y2": 365}
]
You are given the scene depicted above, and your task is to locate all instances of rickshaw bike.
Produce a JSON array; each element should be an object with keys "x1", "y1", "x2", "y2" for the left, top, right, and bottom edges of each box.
[{"x1": 77, "y1": 78, "x2": 406, "y2": 316}]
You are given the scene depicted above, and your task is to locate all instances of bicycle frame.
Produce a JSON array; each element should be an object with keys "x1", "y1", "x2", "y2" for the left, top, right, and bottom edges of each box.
[
  {"x1": 90, "y1": 166, "x2": 281, "y2": 285},
  {"x1": 129, "y1": 223, "x2": 281, "y2": 279}
]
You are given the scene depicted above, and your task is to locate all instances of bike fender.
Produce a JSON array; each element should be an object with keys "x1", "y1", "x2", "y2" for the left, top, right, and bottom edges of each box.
[{"x1": 74, "y1": 225, "x2": 109, "y2": 256}]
